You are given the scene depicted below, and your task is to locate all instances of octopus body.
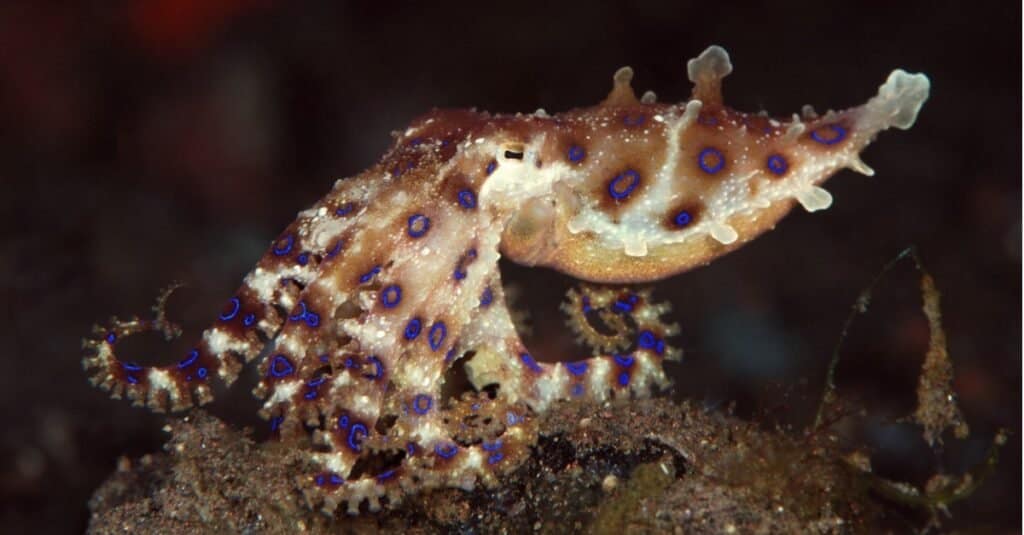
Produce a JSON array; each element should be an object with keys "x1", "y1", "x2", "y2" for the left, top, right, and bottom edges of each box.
[{"x1": 83, "y1": 46, "x2": 930, "y2": 513}]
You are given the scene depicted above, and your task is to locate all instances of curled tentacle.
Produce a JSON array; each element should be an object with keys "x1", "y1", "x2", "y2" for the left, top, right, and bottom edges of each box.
[
  {"x1": 562, "y1": 284, "x2": 635, "y2": 354},
  {"x1": 81, "y1": 284, "x2": 219, "y2": 412}
]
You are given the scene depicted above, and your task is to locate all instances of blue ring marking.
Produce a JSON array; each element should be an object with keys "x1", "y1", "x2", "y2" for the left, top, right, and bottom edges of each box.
[
  {"x1": 319, "y1": 354, "x2": 329, "y2": 363},
  {"x1": 125, "y1": 374, "x2": 139, "y2": 384},
  {"x1": 329, "y1": 473, "x2": 344, "y2": 485},
  {"x1": 572, "y1": 383, "x2": 584, "y2": 396},
  {"x1": 358, "y1": 265, "x2": 381, "y2": 284},
  {"x1": 335, "y1": 202, "x2": 355, "y2": 216},
  {"x1": 404, "y1": 318, "x2": 422, "y2": 340},
  {"x1": 520, "y1": 352, "x2": 543, "y2": 373},
  {"x1": 581, "y1": 296, "x2": 592, "y2": 313},
  {"x1": 344, "y1": 357, "x2": 355, "y2": 368},
  {"x1": 457, "y1": 189, "x2": 477, "y2": 209},
  {"x1": 614, "y1": 353, "x2": 635, "y2": 367},
  {"x1": 428, "y1": 321, "x2": 447, "y2": 351},
  {"x1": 698, "y1": 114, "x2": 719, "y2": 126},
  {"x1": 303, "y1": 390, "x2": 318, "y2": 400},
  {"x1": 305, "y1": 312, "x2": 320, "y2": 328},
  {"x1": 810, "y1": 124, "x2": 847, "y2": 145},
  {"x1": 618, "y1": 371, "x2": 631, "y2": 386},
  {"x1": 471, "y1": 403, "x2": 480, "y2": 411},
  {"x1": 608, "y1": 170, "x2": 641, "y2": 200},
  {"x1": 326, "y1": 240, "x2": 343, "y2": 259},
  {"x1": 243, "y1": 313, "x2": 256, "y2": 327},
  {"x1": 306, "y1": 376, "x2": 326, "y2": 388},
  {"x1": 380, "y1": 285, "x2": 402, "y2": 308},
  {"x1": 482, "y1": 439, "x2": 503, "y2": 452},
  {"x1": 638, "y1": 330, "x2": 657, "y2": 349},
  {"x1": 347, "y1": 423, "x2": 368, "y2": 452},
  {"x1": 105, "y1": 332, "x2": 117, "y2": 344},
  {"x1": 296, "y1": 252, "x2": 310, "y2": 266},
  {"x1": 673, "y1": 210, "x2": 693, "y2": 228},
  {"x1": 407, "y1": 214, "x2": 431, "y2": 238},
  {"x1": 270, "y1": 416, "x2": 283, "y2": 431},
  {"x1": 219, "y1": 297, "x2": 241, "y2": 321},
  {"x1": 407, "y1": 442, "x2": 417, "y2": 456},
  {"x1": 364, "y1": 355, "x2": 384, "y2": 380},
  {"x1": 698, "y1": 147, "x2": 726, "y2": 174},
  {"x1": 412, "y1": 394, "x2": 433, "y2": 415},
  {"x1": 655, "y1": 339, "x2": 666, "y2": 355},
  {"x1": 178, "y1": 349, "x2": 199, "y2": 369},
  {"x1": 288, "y1": 301, "x2": 308, "y2": 322},
  {"x1": 337, "y1": 415, "x2": 350, "y2": 429},
  {"x1": 485, "y1": 160, "x2": 497, "y2": 175},
  {"x1": 121, "y1": 361, "x2": 143, "y2": 372},
  {"x1": 480, "y1": 287, "x2": 493, "y2": 307},
  {"x1": 506, "y1": 411, "x2": 521, "y2": 425},
  {"x1": 623, "y1": 112, "x2": 645, "y2": 126},
  {"x1": 568, "y1": 145, "x2": 585, "y2": 163},
  {"x1": 566, "y1": 361, "x2": 588, "y2": 376},
  {"x1": 272, "y1": 234, "x2": 294, "y2": 256},
  {"x1": 434, "y1": 442, "x2": 459, "y2": 459},
  {"x1": 376, "y1": 469, "x2": 396, "y2": 482},
  {"x1": 488, "y1": 453, "x2": 505, "y2": 465},
  {"x1": 613, "y1": 299, "x2": 634, "y2": 313},
  {"x1": 269, "y1": 355, "x2": 295, "y2": 378},
  {"x1": 315, "y1": 474, "x2": 325, "y2": 486},
  {"x1": 196, "y1": 367, "x2": 208, "y2": 379},
  {"x1": 444, "y1": 347, "x2": 457, "y2": 362},
  {"x1": 766, "y1": 154, "x2": 788, "y2": 175}
]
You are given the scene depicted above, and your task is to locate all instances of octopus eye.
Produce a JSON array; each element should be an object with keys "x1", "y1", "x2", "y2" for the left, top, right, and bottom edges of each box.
[{"x1": 502, "y1": 143, "x2": 525, "y2": 161}]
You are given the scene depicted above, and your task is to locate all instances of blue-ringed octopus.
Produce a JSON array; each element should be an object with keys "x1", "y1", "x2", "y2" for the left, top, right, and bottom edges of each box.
[{"x1": 83, "y1": 46, "x2": 930, "y2": 514}]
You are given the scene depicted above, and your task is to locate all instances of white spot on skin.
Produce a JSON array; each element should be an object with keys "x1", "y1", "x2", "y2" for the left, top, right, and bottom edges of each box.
[
  {"x1": 707, "y1": 221, "x2": 739, "y2": 244},
  {"x1": 795, "y1": 186, "x2": 834, "y2": 212},
  {"x1": 268, "y1": 380, "x2": 300, "y2": 405},
  {"x1": 204, "y1": 328, "x2": 252, "y2": 355}
]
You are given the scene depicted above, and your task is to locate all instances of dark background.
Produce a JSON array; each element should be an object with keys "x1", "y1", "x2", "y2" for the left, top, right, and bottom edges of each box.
[{"x1": 1, "y1": 1, "x2": 1019, "y2": 532}]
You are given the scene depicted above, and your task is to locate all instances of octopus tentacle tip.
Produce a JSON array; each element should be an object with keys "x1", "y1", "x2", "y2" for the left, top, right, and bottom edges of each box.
[{"x1": 859, "y1": 69, "x2": 931, "y2": 133}]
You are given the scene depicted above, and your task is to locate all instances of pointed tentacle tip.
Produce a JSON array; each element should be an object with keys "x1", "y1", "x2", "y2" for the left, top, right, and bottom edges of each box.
[
  {"x1": 862, "y1": 69, "x2": 931, "y2": 131},
  {"x1": 603, "y1": 66, "x2": 638, "y2": 106},
  {"x1": 613, "y1": 66, "x2": 634, "y2": 86}
]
